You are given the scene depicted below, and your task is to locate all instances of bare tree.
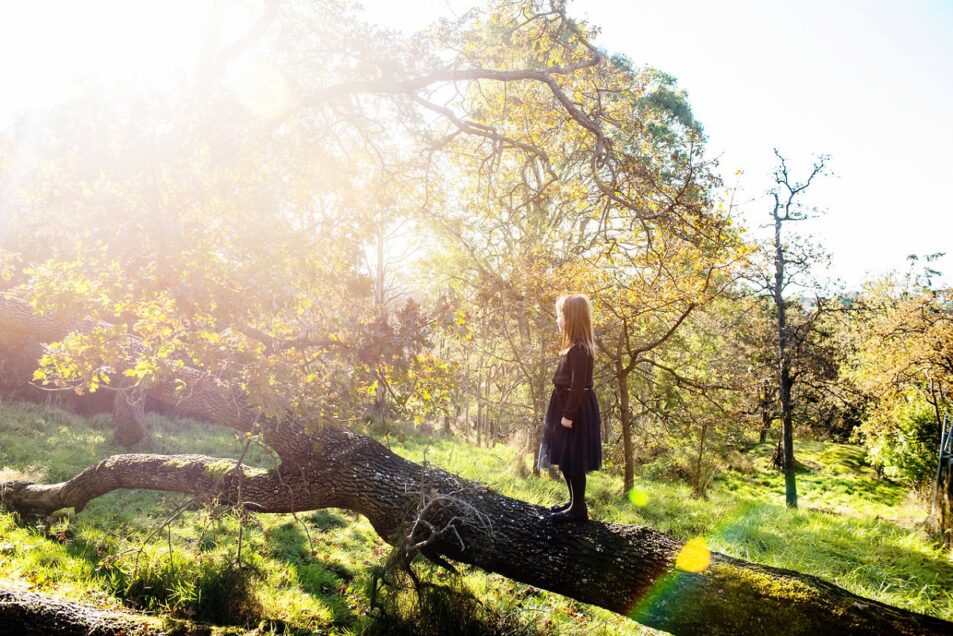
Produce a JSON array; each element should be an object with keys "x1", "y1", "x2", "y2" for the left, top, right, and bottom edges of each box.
[{"x1": 763, "y1": 149, "x2": 831, "y2": 507}]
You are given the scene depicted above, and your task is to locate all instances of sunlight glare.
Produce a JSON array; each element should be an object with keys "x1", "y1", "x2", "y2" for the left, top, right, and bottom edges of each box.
[
  {"x1": 628, "y1": 485, "x2": 650, "y2": 507},
  {"x1": 0, "y1": 1, "x2": 256, "y2": 120},
  {"x1": 674, "y1": 537, "x2": 711, "y2": 573},
  {"x1": 224, "y1": 59, "x2": 293, "y2": 121}
]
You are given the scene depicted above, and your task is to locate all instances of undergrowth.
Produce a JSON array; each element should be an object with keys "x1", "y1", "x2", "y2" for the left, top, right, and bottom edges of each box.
[{"x1": 1, "y1": 399, "x2": 951, "y2": 634}]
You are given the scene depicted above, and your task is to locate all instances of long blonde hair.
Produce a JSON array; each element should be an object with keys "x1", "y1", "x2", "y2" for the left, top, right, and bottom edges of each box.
[{"x1": 556, "y1": 293, "x2": 595, "y2": 356}]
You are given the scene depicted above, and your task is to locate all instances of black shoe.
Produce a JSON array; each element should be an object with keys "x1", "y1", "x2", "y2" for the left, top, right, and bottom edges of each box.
[
  {"x1": 549, "y1": 504, "x2": 588, "y2": 523},
  {"x1": 548, "y1": 501, "x2": 572, "y2": 513}
]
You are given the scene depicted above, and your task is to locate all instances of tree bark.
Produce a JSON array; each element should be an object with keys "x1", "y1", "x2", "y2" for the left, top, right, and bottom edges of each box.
[
  {"x1": 693, "y1": 420, "x2": 709, "y2": 496},
  {"x1": 758, "y1": 380, "x2": 773, "y2": 444},
  {"x1": 617, "y1": 362, "x2": 635, "y2": 494},
  {"x1": 939, "y1": 452, "x2": 953, "y2": 548},
  {"x1": 773, "y1": 207, "x2": 798, "y2": 508},
  {"x1": 111, "y1": 385, "x2": 147, "y2": 446},
  {"x1": 0, "y1": 588, "x2": 174, "y2": 635},
  {"x1": 530, "y1": 375, "x2": 545, "y2": 477},
  {"x1": 2, "y1": 293, "x2": 952, "y2": 634}
]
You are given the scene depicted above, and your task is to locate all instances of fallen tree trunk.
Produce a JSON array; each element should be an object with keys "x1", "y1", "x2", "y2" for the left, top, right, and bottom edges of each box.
[
  {"x1": 0, "y1": 587, "x2": 223, "y2": 635},
  {"x1": 0, "y1": 588, "x2": 168, "y2": 636},
  {"x1": 1, "y1": 293, "x2": 952, "y2": 635},
  {"x1": 4, "y1": 434, "x2": 952, "y2": 635}
]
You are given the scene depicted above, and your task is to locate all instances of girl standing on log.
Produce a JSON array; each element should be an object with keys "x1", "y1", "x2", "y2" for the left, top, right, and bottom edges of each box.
[{"x1": 538, "y1": 293, "x2": 602, "y2": 522}]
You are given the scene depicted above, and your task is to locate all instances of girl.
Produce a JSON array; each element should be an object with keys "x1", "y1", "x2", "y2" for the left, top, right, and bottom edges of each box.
[{"x1": 537, "y1": 293, "x2": 602, "y2": 523}]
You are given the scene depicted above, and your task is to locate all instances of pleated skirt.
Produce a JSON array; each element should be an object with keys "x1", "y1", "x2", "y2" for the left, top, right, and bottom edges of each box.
[{"x1": 537, "y1": 387, "x2": 602, "y2": 475}]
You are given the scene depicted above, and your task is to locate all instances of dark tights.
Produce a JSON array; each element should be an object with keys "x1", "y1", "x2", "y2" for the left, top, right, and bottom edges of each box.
[{"x1": 560, "y1": 466, "x2": 587, "y2": 510}]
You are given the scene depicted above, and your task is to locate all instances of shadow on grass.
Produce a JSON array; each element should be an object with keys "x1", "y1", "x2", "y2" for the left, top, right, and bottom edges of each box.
[
  {"x1": 366, "y1": 577, "x2": 549, "y2": 636},
  {"x1": 258, "y1": 513, "x2": 359, "y2": 626},
  {"x1": 263, "y1": 512, "x2": 553, "y2": 635}
]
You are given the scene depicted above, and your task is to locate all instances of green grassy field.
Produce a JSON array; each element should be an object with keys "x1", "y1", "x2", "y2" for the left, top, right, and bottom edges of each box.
[{"x1": 1, "y1": 399, "x2": 951, "y2": 634}]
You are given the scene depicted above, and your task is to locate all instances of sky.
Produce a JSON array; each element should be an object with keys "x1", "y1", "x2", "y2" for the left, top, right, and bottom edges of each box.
[
  {"x1": 1, "y1": 1, "x2": 950, "y2": 292},
  {"x1": 360, "y1": 0, "x2": 953, "y2": 292}
]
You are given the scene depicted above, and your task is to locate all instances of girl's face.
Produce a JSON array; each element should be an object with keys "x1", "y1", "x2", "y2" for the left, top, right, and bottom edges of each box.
[{"x1": 556, "y1": 311, "x2": 564, "y2": 333}]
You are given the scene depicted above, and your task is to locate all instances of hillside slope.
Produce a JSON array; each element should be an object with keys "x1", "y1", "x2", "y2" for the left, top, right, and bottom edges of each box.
[{"x1": 1, "y1": 400, "x2": 950, "y2": 634}]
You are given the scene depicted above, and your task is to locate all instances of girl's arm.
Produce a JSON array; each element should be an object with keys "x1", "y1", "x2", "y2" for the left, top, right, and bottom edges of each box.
[{"x1": 562, "y1": 344, "x2": 587, "y2": 423}]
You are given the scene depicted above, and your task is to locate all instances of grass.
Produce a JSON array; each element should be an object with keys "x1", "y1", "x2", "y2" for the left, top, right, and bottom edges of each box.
[{"x1": 1, "y1": 399, "x2": 952, "y2": 634}]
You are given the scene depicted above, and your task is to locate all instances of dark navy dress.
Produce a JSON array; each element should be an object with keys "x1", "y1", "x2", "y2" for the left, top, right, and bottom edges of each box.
[{"x1": 537, "y1": 341, "x2": 602, "y2": 475}]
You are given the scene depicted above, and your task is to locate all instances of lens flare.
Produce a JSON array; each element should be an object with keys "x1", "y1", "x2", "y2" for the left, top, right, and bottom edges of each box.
[
  {"x1": 675, "y1": 536, "x2": 711, "y2": 573},
  {"x1": 627, "y1": 485, "x2": 650, "y2": 507},
  {"x1": 226, "y1": 60, "x2": 293, "y2": 121}
]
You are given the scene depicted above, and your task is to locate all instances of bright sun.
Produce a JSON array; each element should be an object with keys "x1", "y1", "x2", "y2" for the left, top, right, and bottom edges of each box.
[{"x1": 0, "y1": 1, "x2": 261, "y2": 121}]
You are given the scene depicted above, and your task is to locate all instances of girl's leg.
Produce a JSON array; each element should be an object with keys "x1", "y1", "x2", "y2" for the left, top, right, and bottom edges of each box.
[
  {"x1": 571, "y1": 472, "x2": 586, "y2": 507},
  {"x1": 550, "y1": 466, "x2": 573, "y2": 512},
  {"x1": 551, "y1": 470, "x2": 588, "y2": 522},
  {"x1": 564, "y1": 466, "x2": 575, "y2": 505},
  {"x1": 566, "y1": 471, "x2": 588, "y2": 519}
]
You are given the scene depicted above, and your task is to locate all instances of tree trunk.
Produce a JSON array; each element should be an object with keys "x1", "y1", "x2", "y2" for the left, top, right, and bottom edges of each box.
[
  {"x1": 111, "y1": 385, "x2": 147, "y2": 446},
  {"x1": 617, "y1": 362, "x2": 634, "y2": 494},
  {"x1": 773, "y1": 215, "x2": 798, "y2": 508},
  {"x1": 758, "y1": 381, "x2": 772, "y2": 444},
  {"x1": 694, "y1": 420, "x2": 709, "y2": 497},
  {"x1": 0, "y1": 588, "x2": 180, "y2": 635},
  {"x1": 476, "y1": 389, "x2": 483, "y2": 448},
  {"x1": 531, "y1": 377, "x2": 545, "y2": 477},
  {"x1": 2, "y1": 292, "x2": 951, "y2": 635},
  {"x1": 939, "y1": 451, "x2": 953, "y2": 548}
]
